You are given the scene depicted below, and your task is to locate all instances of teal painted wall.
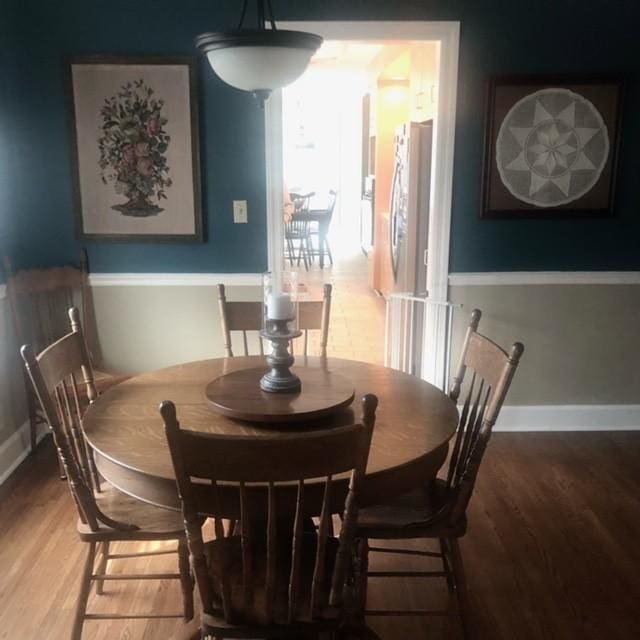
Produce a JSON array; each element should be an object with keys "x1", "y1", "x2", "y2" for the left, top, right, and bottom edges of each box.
[{"x1": 1, "y1": 0, "x2": 639, "y2": 274}]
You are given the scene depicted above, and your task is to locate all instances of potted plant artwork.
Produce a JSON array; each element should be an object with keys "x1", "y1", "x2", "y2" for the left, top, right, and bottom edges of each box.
[{"x1": 97, "y1": 79, "x2": 172, "y2": 217}]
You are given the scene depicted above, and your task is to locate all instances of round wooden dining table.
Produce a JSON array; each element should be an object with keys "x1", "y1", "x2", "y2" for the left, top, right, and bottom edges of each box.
[{"x1": 83, "y1": 356, "x2": 459, "y2": 513}]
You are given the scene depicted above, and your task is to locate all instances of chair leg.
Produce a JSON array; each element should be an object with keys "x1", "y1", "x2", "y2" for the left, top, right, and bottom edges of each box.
[
  {"x1": 178, "y1": 539, "x2": 195, "y2": 621},
  {"x1": 95, "y1": 541, "x2": 109, "y2": 595},
  {"x1": 56, "y1": 447, "x2": 67, "y2": 480},
  {"x1": 448, "y1": 538, "x2": 470, "y2": 639},
  {"x1": 305, "y1": 237, "x2": 314, "y2": 266},
  {"x1": 354, "y1": 537, "x2": 369, "y2": 624},
  {"x1": 296, "y1": 239, "x2": 302, "y2": 266},
  {"x1": 286, "y1": 238, "x2": 295, "y2": 266},
  {"x1": 303, "y1": 239, "x2": 310, "y2": 270},
  {"x1": 25, "y1": 385, "x2": 38, "y2": 453},
  {"x1": 325, "y1": 238, "x2": 334, "y2": 265},
  {"x1": 297, "y1": 239, "x2": 309, "y2": 270},
  {"x1": 29, "y1": 417, "x2": 37, "y2": 453},
  {"x1": 439, "y1": 537, "x2": 455, "y2": 594},
  {"x1": 225, "y1": 519, "x2": 237, "y2": 537},
  {"x1": 71, "y1": 541, "x2": 97, "y2": 640},
  {"x1": 319, "y1": 233, "x2": 326, "y2": 268}
]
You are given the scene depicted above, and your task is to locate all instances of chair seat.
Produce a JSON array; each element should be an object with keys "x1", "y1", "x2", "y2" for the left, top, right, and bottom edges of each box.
[
  {"x1": 77, "y1": 482, "x2": 186, "y2": 541},
  {"x1": 201, "y1": 533, "x2": 342, "y2": 630},
  {"x1": 356, "y1": 479, "x2": 466, "y2": 538}
]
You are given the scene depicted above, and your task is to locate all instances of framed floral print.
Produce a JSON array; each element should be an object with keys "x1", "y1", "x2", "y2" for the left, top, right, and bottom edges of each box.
[
  {"x1": 481, "y1": 75, "x2": 624, "y2": 219},
  {"x1": 67, "y1": 56, "x2": 203, "y2": 241}
]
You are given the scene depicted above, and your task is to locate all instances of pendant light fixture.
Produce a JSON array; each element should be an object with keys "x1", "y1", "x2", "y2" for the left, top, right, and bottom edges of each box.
[{"x1": 195, "y1": 0, "x2": 323, "y2": 105}]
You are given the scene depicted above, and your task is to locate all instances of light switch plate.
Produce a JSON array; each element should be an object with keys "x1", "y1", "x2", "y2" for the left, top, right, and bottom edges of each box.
[{"x1": 233, "y1": 200, "x2": 248, "y2": 224}]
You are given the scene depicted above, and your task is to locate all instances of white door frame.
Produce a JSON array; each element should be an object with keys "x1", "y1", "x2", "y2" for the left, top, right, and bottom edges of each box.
[{"x1": 265, "y1": 20, "x2": 460, "y2": 381}]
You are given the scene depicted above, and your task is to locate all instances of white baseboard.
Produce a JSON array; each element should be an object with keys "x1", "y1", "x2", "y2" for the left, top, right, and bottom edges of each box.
[
  {"x1": 0, "y1": 421, "x2": 50, "y2": 486},
  {"x1": 493, "y1": 404, "x2": 640, "y2": 431}
]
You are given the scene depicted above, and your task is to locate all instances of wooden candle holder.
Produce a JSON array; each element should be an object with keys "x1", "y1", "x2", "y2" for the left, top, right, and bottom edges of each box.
[{"x1": 260, "y1": 318, "x2": 302, "y2": 393}]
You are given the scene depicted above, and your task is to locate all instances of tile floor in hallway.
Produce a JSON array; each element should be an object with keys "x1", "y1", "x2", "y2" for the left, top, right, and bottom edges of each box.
[{"x1": 292, "y1": 249, "x2": 386, "y2": 365}]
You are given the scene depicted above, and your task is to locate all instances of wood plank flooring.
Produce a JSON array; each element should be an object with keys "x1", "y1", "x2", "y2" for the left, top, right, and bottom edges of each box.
[{"x1": 1, "y1": 432, "x2": 639, "y2": 639}]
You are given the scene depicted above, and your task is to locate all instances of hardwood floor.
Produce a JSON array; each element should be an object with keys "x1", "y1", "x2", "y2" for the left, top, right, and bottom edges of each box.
[{"x1": 1, "y1": 432, "x2": 639, "y2": 639}]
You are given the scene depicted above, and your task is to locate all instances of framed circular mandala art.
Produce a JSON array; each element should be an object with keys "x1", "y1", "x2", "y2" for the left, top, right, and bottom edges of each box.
[{"x1": 481, "y1": 76, "x2": 624, "y2": 218}]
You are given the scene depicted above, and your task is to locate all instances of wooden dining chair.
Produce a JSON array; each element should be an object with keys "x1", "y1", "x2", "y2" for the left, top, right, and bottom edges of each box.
[
  {"x1": 353, "y1": 309, "x2": 524, "y2": 638},
  {"x1": 161, "y1": 393, "x2": 378, "y2": 640},
  {"x1": 217, "y1": 282, "x2": 332, "y2": 358},
  {"x1": 4, "y1": 251, "x2": 129, "y2": 453},
  {"x1": 285, "y1": 218, "x2": 313, "y2": 270},
  {"x1": 309, "y1": 190, "x2": 337, "y2": 268},
  {"x1": 290, "y1": 190, "x2": 315, "y2": 213},
  {"x1": 20, "y1": 307, "x2": 195, "y2": 640}
]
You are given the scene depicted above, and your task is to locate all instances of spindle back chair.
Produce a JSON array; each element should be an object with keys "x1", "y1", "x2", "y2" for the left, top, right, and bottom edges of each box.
[
  {"x1": 4, "y1": 251, "x2": 128, "y2": 453},
  {"x1": 309, "y1": 190, "x2": 338, "y2": 268},
  {"x1": 217, "y1": 282, "x2": 332, "y2": 358},
  {"x1": 445, "y1": 309, "x2": 523, "y2": 523},
  {"x1": 354, "y1": 309, "x2": 524, "y2": 638},
  {"x1": 5, "y1": 255, "x2": 86, "y2": 451},
  {"x1": 21, "y1": 308, "x2": 194, "y2": 640},
  {"x1": 162, "y1": 394, "x2": 378, "y2": 638},
  {"x1": 285, "y1": 218, "x2": 313, "y2": 269},
  {"x1": 289, "y1": 191, "x2": 314, "y2": 213}
]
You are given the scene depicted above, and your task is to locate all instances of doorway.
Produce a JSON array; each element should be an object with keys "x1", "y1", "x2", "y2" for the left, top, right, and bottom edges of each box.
[{"x1": 266, "y1": 21, "x2": 460, "y2": 381}]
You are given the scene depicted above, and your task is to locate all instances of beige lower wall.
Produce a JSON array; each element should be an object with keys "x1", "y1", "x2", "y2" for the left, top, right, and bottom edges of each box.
[
  {"x1": 0, "y1": 296, "x2": 28, "y2": 446},
  {"x1": 1, "y1": 280, "x2": 638, "y2": 449},
  {"x1": 0, "y1": 278, "x2": 626, "y2": 445},
  {"x1": 90, "y1": 284, "x2": 263, "y2": 375},
  {"x1": 449, "y1": 284, "x2": 640, "y2": 406},
  {"x1": 92, "y1": 282, "x2": 640, "y2": 407}
]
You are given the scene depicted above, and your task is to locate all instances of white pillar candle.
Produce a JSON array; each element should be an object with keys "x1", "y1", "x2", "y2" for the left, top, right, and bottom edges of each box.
[{"x1": 267, "y1": 292, "x2": 294, "y2": 320}]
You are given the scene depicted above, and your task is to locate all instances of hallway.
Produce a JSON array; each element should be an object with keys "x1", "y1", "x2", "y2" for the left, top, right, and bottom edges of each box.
[{"x1": 293, "y1": 250, "x2": 386, "y2": 365}]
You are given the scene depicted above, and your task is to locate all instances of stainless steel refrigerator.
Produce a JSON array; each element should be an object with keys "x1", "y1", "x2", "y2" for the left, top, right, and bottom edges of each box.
[
  {"x1": 387, "y1": 120, "x2": 433, "y2": 376},
  {"x1": 389, "y1": 120, "x2": 433, "y2": 295}
]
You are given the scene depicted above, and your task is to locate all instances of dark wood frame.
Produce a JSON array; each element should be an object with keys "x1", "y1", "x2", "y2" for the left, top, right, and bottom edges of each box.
[
  {"x1": 480, "y1": 74, "x2": 624, "y2": 219},
  {"x1": 66, "y1": 55, "x2": 203, "y2": 243}
]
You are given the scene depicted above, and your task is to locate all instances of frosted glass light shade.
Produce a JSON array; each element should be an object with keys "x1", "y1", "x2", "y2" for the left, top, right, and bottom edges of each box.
[
  {"x1": 196, "y1": 29, "x2": 322, "y2": 99},
  {"x1": 206, "y1": 46, "x2": 314, "y2": 92}
]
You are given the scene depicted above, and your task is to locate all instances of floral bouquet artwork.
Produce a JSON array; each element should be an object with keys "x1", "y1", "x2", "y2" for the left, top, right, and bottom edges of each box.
[
  {"x1": 98, "y1": 79, "x2": 172, "y2": 217},
  {"x1": 70, "y1": 58, "x2": 201, "y2": 241}
]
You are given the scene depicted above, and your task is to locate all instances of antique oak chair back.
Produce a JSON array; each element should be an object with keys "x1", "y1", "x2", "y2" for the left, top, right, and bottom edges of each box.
[
  {"x1": 445, "y1": 308, "x2": 523, "y2": 524},
  {"x1": 354, "y1": 309, "x2": 523, "y2": 637},
  {"x1": 217, "y1": 282, "x2": 332, "y2": 358},
  {"x1": 4, "y1": 251, "x2": 128, "y2": 453},
  {"x1": 4, "y1": 257, "x2": 86, "y2": 353},
  {"x1": 5, "y1": 255, "x2": 86, "y2": 451},
  {"x1": 21, "y1": 308, "x2": 194, "y2": 639},
  {"x1": 162, "y1": 394, "x2": 377, "y2": 637}
]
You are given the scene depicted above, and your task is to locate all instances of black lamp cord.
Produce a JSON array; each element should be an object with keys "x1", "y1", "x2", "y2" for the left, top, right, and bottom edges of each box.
[{"x1": 237, "y1": 0, "x2": 278, "y2": 30}]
